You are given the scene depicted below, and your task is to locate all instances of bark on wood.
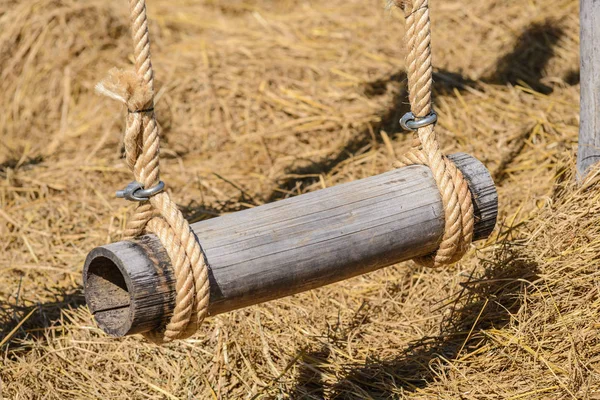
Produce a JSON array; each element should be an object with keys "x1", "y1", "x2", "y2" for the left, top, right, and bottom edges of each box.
[
  {"x1": 578, "y1": 0, "x2": 600, "y2": 180},
  {"x1": 83, "y1": 153, "x2": 498, "y2": 337}
]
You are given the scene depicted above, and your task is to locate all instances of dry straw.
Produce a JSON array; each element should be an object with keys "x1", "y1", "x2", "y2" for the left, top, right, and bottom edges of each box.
[{"x1": 0, "y1": 0, "x2": 594, "y2": 398}]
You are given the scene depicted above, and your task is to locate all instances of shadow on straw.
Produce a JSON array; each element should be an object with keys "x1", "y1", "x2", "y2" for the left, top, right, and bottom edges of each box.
[
  {"x1": 286, "y1": 237, "x2": 540, "y2": 398},
  {"x1": 486, "y1": 21, "x2": 565, "y2": 95},
  {"x1": 264, "y1": 19, "x2": 569, "y2": 203},
  {"x1": 169, "y1": 20, "x2": 569, "y2": 225},
  {"x1": 288, "y1": 346, "x2": 331, "y2": 400},
  {"x1": 0, "y1": 286, "x2": 85, "y2": 349}
]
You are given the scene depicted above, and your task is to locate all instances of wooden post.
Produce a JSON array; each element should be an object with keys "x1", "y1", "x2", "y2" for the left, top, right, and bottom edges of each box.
[
  {"x1": 83, "y1": 153, "x2": 498, "y2": 337},
  {"x1": 578, "y1": 0, "x2": 600, "y2": 180}
]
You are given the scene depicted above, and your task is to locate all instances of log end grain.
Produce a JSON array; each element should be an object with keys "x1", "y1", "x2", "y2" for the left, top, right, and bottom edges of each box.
[{"x1": 83, "y1": 236, "x2": 176, "y2": 337}]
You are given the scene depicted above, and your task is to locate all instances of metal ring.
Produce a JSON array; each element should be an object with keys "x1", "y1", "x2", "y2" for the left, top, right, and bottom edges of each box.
[
  {"x1": 400, "y1": 111, "x2": 438, "y2": 131},
  {"x1": 116, "y1": 181, "x2": 165, "y2": 202},
  {"x1": 136, "y1": 181, "x2": 165, "y2": 199}
]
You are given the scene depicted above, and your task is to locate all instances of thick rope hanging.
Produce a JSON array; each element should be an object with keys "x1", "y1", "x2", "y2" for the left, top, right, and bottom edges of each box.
[
  {"x1": 392, "y1": 0, "x2": 475, "y2": 268},
  {"x1": 95, "y1": 0, "x2": 209, "y2": 343}
]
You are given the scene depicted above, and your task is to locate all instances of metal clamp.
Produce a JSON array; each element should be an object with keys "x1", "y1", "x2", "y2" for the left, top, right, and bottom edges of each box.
[
  {"x1": 116, "y1": 181, "x2": 165, "y2": 202},
  {"x1": 400, "y1": 111, "x2": 438, "y2": 131}
]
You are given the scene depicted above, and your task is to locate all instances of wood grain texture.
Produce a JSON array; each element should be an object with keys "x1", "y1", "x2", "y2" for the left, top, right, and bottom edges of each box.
[
  {"x1": 83, "y1": 236, "x2": 176, "y2": 336},
  {"x1": 83, "y1": 153, "x2": 498, "y2": 336},
  {"x1": 578, "y1": 0, "x2": 600, "y2": 179}
]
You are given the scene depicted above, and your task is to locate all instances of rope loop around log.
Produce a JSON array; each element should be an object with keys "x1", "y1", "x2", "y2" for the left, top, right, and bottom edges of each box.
[
  {"x1": 95, "y1": 0, "x2": 210, "y2": 343},
  {"x1": 391, "y1": 0, "x2": 475, "y2": 268}
]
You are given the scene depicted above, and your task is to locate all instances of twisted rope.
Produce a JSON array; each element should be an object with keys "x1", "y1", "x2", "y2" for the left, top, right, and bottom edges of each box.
[
  {"x1": 392, "y1": 0, "x2": 474, "y2": 267},
  {"x1": 96, "y1": 0, "x2": 209, "y2": 343}
]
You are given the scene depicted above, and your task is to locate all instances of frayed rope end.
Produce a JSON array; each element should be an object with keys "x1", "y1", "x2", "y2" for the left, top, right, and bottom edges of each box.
[
  {"x1": 385, "y1": 0, "x2": 412, "y2": 11},
  {"x1": 95, "y1": 67, "x2": 153, "y2": 112}
]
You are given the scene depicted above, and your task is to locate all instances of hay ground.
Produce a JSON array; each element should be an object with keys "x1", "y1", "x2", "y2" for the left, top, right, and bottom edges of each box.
[{"x1": 0, "y1": 0, "x2": 596, "y2": 398}]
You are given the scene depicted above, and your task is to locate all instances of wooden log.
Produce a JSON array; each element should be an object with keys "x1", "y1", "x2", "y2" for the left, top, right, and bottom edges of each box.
[
  {"x1": 83, "y1": 153, "x2": 498, "y2": 337},
  {"x1": 577, "y1": 0, "x2": 600, "y2": 180}
]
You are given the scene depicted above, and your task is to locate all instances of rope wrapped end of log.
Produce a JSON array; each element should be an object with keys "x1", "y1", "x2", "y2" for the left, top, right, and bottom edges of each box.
[
  {"x1": 94, "y1": 0, "x2": 210, "y2": 344},
  {"x1": 392, "y1": 0, "x2": 476, "y2": 268}
]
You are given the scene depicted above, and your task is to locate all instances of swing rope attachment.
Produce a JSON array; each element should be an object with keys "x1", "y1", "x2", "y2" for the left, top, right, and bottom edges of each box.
[
  {"x1": 92, "y1": 0, "x2": 472, "y2": 341},
  {"x1": 95, "y1": 0, "x2": 210, "y2": 343},
  {"x1": 392, "y1": 0, "x2": 475, "y2": 268}
]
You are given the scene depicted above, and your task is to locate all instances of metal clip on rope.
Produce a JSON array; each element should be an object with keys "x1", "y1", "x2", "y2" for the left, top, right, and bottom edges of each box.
[
  {"x1": 400, "y1": 111, "x2": 438, "y2": 131},
  {"x1": 116, "y1": 181, "x2": 165, "y2": 202}
]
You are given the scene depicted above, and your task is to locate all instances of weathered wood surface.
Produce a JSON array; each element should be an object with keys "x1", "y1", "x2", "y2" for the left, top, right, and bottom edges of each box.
[
  {"x1": 84, "y1": 238, "x2": 176, "y2": 336},
  {"x1": 577, "y1": 0, "x2": 600, "y2": 179},
  {"x1": 83, "y1": 153, "x2": 498, "y2": 337},
  {"x1": 448, "y1": 153, "x2": 496, "y2": 241}
]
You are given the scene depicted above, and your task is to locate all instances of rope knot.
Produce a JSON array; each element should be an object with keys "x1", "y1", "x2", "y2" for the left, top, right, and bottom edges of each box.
[{"x1": 95, "y1": 67, "x2": 153, "y2": 112}]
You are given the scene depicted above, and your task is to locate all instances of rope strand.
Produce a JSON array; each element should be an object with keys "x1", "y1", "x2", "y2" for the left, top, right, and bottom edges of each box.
[
  {"x1": 96, "y1": 0, "x2": 210, "y2": 343},
  {"x1": 392, "y1": 0, "x2": 474, "y2": 268}
]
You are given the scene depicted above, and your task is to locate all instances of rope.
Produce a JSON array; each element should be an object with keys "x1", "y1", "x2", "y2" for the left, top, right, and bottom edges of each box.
[
  {"x1": 391, "y1": 0, "x2": 474, "y2": 268},
  {"x1": 95, "y1": 0, "x2": 210, "y2": 343},
  {"x1": 91, "y1": 0, "x2": 470, "y2": 342}
]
